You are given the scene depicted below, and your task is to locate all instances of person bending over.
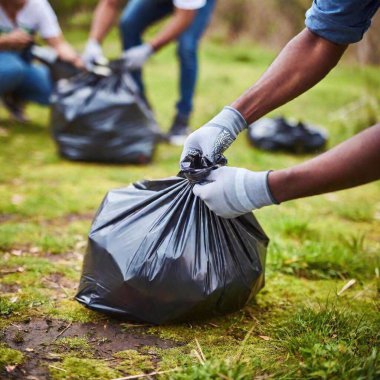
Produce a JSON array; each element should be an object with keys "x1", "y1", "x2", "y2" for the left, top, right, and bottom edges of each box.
[
  {"x1": 83, "y1": 0, "x2": 216, "y2": 145},
  {"x1": 180, "y1": 0, "x2": 379, "y2": 218},
  {"x1": 0, "y1": 0, "x2": 82, "y2": 121}
]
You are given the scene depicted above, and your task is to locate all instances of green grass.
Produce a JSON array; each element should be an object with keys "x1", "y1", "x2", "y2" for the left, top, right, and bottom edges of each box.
[
  {"x1": 49, "y1": 356, "x2": 120, "y2": 380},
  {"x1": 0, "y1": 344, "x2": 24, "y2": 370},
  {"x1": 275, "y1": 304, "x2": 380, "y2": 379},
  {"x1": 0, "y1": 20, "x2": 379, "y2": 379}
]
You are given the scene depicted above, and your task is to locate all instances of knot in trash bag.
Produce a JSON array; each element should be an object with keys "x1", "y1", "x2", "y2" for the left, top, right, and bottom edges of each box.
[{"x1": 76, "y1": 154, "x2": 269, "y2": 324}]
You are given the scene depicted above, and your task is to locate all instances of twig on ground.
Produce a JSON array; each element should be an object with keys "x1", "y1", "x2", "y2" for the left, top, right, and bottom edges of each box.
[
  {"x1": 121, "y1": 323, "x2": 149, "y2": 328},
  {"x1": 49, "y1": 365, "x2": 67, "y2": 372},
  {"x1": 111, "y1": 369, "x2": 178, "y2": 380},
  {"x1": 0, "y1": 267, "x2": 24, "y2": 275},
  {"x1": 195, "y1": 338, "x2": 206, "y2": 363},
  {"x1": 337, "y1": 279, "x2": 356, "y2": 296},
  {"x1": 42, "y1": 277, "x2": 73, "y2": 298},
  {"x1": 58, "y1": 284, "x2": 72, "y2": 298},
  {"x1": 191, "y1": 349, "x2": 205, "y2": 365},
  {"x1": 234, "y1": 324, "x2": 256, "y2": 363},
  {"x1": 53, "y1": 322, "x2": 72, "y2": 341}
]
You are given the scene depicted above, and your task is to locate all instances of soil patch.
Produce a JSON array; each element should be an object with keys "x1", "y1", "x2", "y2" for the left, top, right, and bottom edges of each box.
[
  {"x1": 40, "y1": 213, "x2": 94, "y2": 227},
  {"x1": 0, "y1": 283, "x2": 21, "y2": 294},
  {"x1": 1, "y1": 318, "x2": 178, "y2": 379},
  {"x1": 0, "y1": 214, "x2": 19, "y2": 224}
]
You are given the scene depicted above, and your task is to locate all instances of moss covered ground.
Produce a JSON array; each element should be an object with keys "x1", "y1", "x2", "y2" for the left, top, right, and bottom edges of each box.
[{"x1": 0, "y1": 22, "x2": 379, "y2": 379}]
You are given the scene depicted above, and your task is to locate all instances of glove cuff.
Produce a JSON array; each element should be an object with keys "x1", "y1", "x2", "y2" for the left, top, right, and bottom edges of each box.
[
  {"x1": 143, "y1": 43, "x2": 154, "y2": 56},
  {"x1": 87, "y1": 38, "x2": 102, "y2": 50},
  {"x1": 208, "y1": 106, "x2": 247, "y2": 139},
  {"x1": 223, "y1": 106, "x2": 247, "y2": 136},
  {"x1": 244, "y1": 170, "x2": 277, "y2": 210}
]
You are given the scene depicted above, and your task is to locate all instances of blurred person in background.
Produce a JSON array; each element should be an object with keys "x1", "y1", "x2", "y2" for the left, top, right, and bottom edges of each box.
[
  {"x1": 180, "y1": 0, "x2": 379, "y2": 218},
  {"x1": 0, "y1": 0, "x2": 82, "y2": 122},
  {"x1": 83, "y1": 0, "x2": 216, "y2": 145}
]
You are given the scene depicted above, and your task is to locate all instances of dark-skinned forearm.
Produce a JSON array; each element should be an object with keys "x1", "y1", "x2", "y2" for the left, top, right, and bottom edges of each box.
[
  {"x1": 268, "y1": 124, "x2": 380, "y2": 203},
  {"x1": 150, "y1": 8, "x2": 196, "y2": 51},
  {"x1": 232, "y1": 29, "x2": 347, "y2": 124}
]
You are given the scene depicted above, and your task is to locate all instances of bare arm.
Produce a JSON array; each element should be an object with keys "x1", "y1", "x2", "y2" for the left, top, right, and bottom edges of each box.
[
  {"x1": 89, "y1": 0, "x2": 121, "y2": 43},
  {"x1": 232, "y1": 29, "x2": 347, "y2": 124},
  {"x1": 149, "y1": 7, "x2": 196, "y2": 51},
  {"x1": 269, "y1": 124, "x2": 380, "y2": 203},
  {"x1": 45, "y1": 35, "x2": 83, "y2": 67}
]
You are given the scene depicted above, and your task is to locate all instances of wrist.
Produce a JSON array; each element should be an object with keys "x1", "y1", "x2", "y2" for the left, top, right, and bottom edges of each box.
[
  {"x1": 148, "y1": 39, "x2": 160, "y2": 52},
  {"x1": 208, "y1": 106, "x2": 247, "y2": 139},
  {"x1": 87, "y1": 38, "x2": 101, "y2": 48},
  {"x1": 268, "y1": 169, "x2": 294, "y2": 203},
  {"x1": 144, "y1": 43, "x2": 154, "y2": 55}
]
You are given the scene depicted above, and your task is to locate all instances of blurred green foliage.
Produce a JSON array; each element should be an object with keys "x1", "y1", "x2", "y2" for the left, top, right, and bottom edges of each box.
[{"x1": 50, "y1": 0, "x2": 99, "y2": 15}]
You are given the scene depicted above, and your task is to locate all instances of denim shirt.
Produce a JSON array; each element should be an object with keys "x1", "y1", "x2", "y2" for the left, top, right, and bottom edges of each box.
[{"x1": 305, "y1": 0, "x2": 380, "y2": 44}]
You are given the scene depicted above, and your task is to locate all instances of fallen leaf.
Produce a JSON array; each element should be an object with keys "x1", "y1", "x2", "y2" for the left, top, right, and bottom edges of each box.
[
  {"x1": 0, "y1": 127, "x2": 9, "y2": 137},
  {"x1": 11, "y1": 194, "x2": 24, "y2": 205},
  {"x1": 11, "y1": 178, "x2": 23, "y2": 186},
  {"x1": 5, "y1": 365, "x2": 16, "y2": 373},
  {"x1": 1, "y1": 266, "x2": 25, "y2": 275},
  {"x1": 44, "y1": 352, "x2": 62, "y2": 360},
  {"x1": 324, "y1": 193, "x2": 338, "y2": 202}
]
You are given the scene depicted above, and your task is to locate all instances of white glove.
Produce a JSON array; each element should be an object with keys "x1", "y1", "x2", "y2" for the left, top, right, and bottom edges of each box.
[
  {"x1": 193, "y1": 166, "x2": 277, "y2": 218},
  {"x1": 83, "y1": 39, "x2": 105, "y2": 69},
  {"x1": 180, "y1": 107, "x2": 247, "y2": 165},
  {"x1": 122, "y1": 43, "x2": 153, "y2": 71}
]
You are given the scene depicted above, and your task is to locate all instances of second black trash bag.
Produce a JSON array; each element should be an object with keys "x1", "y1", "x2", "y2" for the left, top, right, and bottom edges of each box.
[
  {"x1": 76, "y1": 156, "x2": 269, "y2": 324},
  {"x1": 50, "y1": 60, "x2": 159, "y2": 164}
]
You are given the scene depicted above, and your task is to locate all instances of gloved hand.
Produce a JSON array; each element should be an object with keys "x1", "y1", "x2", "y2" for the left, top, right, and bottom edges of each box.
[
  {"x1": 83, "y1": 39, "x2": 105, "y2": 69},
  {"x1": 193, "y1": 166, "x2": 277, "y2": 218},
  {"x1": 122, "y1": 43, "x2": 153, "y2": 71},
  {"x1": 180, "y1": 106, "x2": 247, "y2": 165}
]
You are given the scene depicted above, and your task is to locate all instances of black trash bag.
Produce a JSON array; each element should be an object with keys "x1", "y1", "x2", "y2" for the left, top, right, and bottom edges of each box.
[
  {"x1": 76, "y1": 154, "x2": 269, "y2": 324},
  {"x1": 50, "y1": 60, "x2": 158, "y2": 164},
  {"x1": 248, "y1": 117, "x2": 327, "y2": 154}
]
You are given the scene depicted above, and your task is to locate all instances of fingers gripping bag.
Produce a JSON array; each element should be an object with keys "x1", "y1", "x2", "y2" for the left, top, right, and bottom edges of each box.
[
  {"x1": 76, "y1": 155, "x2": 269, "y2": 324},
  {"x1": 50, "y1": 59, "x2": 158, "y2": 164}
]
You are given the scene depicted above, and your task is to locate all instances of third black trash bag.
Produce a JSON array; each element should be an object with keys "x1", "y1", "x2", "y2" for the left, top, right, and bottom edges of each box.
[
  {"x1": 76, "y1": 155, "x2": 269, "y2": 324},
  {"x1": 50, "y1": 60, "x2": 159, "y2": 164}
]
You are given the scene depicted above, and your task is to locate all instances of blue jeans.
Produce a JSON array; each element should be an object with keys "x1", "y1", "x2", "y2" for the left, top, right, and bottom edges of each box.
[
  {"x1": 0, "y1": 52, "x2": 52, "y2": 105},
  {"x1": 120, "y1": 0, "x2": 216, "y2": 117}
]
